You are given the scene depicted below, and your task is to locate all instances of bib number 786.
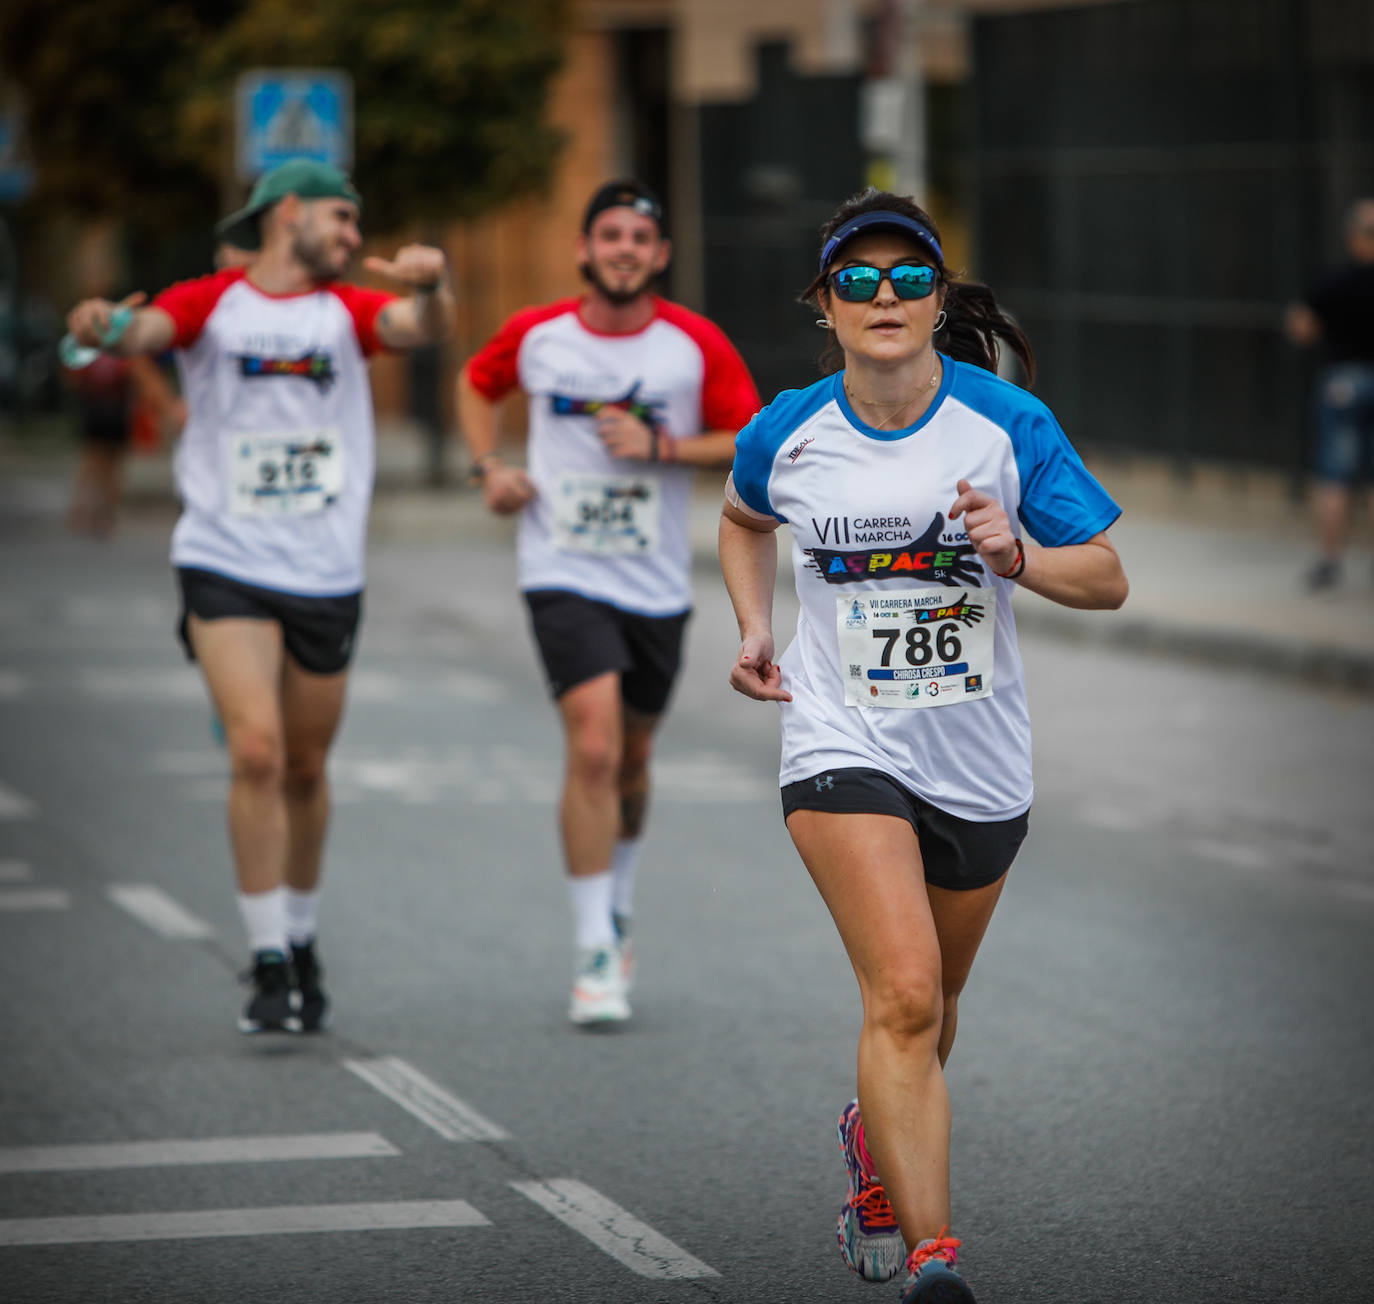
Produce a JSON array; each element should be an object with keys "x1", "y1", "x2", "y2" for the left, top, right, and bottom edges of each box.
[{"x1": 870, "y1": 622, "x2": 963, "y2": 668}]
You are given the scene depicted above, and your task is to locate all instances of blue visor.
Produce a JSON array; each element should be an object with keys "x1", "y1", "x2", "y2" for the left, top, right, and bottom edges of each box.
[{"x1": 818, "y1": 211, "x2": 943, "y2": 273}]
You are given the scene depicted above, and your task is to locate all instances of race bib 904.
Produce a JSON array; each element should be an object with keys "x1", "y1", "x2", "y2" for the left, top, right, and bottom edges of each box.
[
  {"x1": 229, "y1": 430, "x2": 344, "y2": 517},
  {"x1": 552, "y1": 474, "x2": 660, "y2": 555},
  {"x1": 837, "y1": 586, "x2": 996, "y2": 709}
]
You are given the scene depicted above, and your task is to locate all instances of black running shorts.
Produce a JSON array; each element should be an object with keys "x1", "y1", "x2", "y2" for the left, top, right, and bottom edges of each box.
[
  {"x1": 780, "y1": 766, "x2": 1028, "y2": 891},
  {"x1": 176, "y1": 567, "x2": 362, "y2": 676},
  {"x1": 524, "y1": 588, "x2": 690, "y2": 715}
]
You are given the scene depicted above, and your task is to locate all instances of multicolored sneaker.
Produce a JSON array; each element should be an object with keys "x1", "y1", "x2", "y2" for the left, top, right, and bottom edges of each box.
[
  {"x1": 612, "y1": 912, "x2": 635, "y2": 993},
  {"x1": 899, "y1": 1231, "x2": 974, "y2": 1303},
  {"x1": 836, "y1": 1099, "x2": 905, "y2": 1282},
  {"x1": 568, "y1": 944, "x2": 630, "y2": 1025}
]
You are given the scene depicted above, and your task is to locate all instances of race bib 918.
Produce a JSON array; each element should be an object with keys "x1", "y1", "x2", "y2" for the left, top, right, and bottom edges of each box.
[
  {"x1": 552, "y1": 474, "x2": 660, "y2": 555},
  {"x1": 228, "y1": 430, "x2": 344, "y2": 517},
  {"x1": 837, "y1": 586, "x2": 996, "y2": 709}
]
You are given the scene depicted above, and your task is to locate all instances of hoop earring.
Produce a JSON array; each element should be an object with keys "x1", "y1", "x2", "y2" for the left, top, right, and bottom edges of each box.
[
  {"x1": 933, "y1": 310, "x2": 947, "y2": 332},
  {"x1": 815, "y1": 318, "x2": 833, "y2": 330}
]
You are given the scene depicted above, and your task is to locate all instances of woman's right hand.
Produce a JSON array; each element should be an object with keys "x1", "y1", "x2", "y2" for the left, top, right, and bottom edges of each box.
[{"x1": 729, "y1": 632, "x2": 792, "y2": 702}]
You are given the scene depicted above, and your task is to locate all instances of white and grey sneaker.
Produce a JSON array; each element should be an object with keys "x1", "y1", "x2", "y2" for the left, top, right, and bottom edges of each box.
[
  {"x1": 569, "y1": 944, "x2": 630, "y2": 1025},
  {"x1": 612, "y1": 912, "x2": 635, "y2": 994}
]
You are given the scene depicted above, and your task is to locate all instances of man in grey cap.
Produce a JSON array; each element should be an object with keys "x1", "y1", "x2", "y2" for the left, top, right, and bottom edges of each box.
[{"x1": 66, "y1": 159, "x2": 455, "y2": 1035}]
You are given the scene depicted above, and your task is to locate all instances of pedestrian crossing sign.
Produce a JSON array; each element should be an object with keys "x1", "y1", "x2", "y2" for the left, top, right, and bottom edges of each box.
[{"x1": 235, "y1": 69, "x2": 353, "y2": 182}]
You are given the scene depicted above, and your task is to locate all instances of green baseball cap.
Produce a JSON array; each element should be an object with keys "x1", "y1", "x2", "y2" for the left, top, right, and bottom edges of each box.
[{"x1": 215, "y1": 159, "x2": 362, "y2": 251}]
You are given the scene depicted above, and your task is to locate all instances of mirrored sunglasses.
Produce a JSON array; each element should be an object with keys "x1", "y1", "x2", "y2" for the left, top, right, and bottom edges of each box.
[{"x1": 829, "y1": 263, "x2": 938, "y2": 303}]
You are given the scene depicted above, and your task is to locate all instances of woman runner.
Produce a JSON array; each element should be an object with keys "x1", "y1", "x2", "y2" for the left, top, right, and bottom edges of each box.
[{"x1": 718, "y1": 189, "x2": 1128, "y2": 1303}]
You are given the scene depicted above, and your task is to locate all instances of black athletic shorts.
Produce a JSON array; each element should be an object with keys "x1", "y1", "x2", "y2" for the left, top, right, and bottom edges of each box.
[
  {"x1": 176, "y1": 567, "x2": 362, "y2": 676},
  {"x1": 780, "y1": 766, "x2": 1028, "y2": 891},
  {"x1": 524, "y1": 588, "x2": 690, "y2": 715}
]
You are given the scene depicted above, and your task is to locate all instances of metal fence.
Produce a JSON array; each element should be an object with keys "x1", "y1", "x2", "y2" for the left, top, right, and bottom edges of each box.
[{"x1": 969, "y1": 0, "x2": 1374, "y2": 475}]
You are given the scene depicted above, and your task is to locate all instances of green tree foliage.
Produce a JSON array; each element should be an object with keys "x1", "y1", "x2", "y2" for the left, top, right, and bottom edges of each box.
[{"x1": 0, "y1": 0, "x2": 567, "y2": 237}]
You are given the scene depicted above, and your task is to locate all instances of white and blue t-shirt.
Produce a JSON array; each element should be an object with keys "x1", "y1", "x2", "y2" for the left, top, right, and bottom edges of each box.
[{"x1": 730, "y1": 357, "x2": 1120, "y2": 821}]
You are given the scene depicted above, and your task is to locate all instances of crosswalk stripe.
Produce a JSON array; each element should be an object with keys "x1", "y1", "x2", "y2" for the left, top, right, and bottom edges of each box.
[
  {"x1": 107, "y1": 884, "x2": 214, "y2": 939},
  {"x1": 343, "y1": 1057, "x2": 509, "y2": 1142},
  {"x1": 0, "y1": 1200, "x2": 488, "y2": 1246},
  {"x1": 0, "y1": 1133, "x2": 399, "y2": 1174},
  {"x1": 0, "y1": 780, "x2": 35, "y2": 819},
  {"x1": 0, "y1": 889, "x2": 70, "y2": 912},
  {"x1": 511, "y1": 1179, "x2": 719, "y2": 1280}
]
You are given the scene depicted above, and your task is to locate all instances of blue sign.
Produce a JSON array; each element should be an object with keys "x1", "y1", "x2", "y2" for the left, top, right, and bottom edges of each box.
[{"x1": 235, "y1": 69, "x2": 353, "y2": 181}]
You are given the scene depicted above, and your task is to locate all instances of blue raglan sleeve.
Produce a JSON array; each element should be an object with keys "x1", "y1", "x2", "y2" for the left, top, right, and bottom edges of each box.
[
  {"x1": 730, "y1": 401, "x2": 787, "y2": 522},
  {"x1": 1013, "y1": 407, "x2": 1121, "y2": 546}
]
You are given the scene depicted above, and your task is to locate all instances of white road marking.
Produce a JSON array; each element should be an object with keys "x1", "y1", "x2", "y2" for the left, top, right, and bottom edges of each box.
[
  {"x1": 0, "y1": 889, "x2": 70, "y2": 912},
  {"x1": 0, "y1": 669, "x2": 28, "y2": 699},
  {"x1": 1076, "y1": 802, "x2": 1150, "y2": 833},
  {"x1": 343, "y1": 1057, "x2": 509, "y2": 1142},
  {"x1": 107, "y1": 884, "x2": 214, "y2": 939},
  {"x1": 81, "y1": 668, "x2": 205, "y2": 702},
  {"x1": 1187, "y1": 838, "x2": 1275, "y2": 870},
  {"x1": 511, "y1": 1179, "x2": 719, "y2": 1280},
  {"x1": 0, "y1": 1133, "x2": 399, "y2": 1174},
  {"x1": 153, "y1": 744, "x2": 772, "y2": 805},
  {"x1": 0, "y1": 1199, "x2": 488, "y2": 1247},
  {"x1": 60, "y1": 595, "x2": 170, "y2": 629},
  {"x1": 0, "y1": 860, "x2": 33, "y2": 881},
  {"x1": 0, "y1": 780, "x2": 35, "y2": 819}
]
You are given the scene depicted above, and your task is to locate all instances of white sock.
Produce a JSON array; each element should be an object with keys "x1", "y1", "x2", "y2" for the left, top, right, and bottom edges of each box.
[
  {"x1": 568, "y1": 871, "x2": 617, "y2": 950},
  {"x1": 285, "y1": 888, "x2": 321, "y2": 947},
  {"x1": 610, "y1": 839, "x2": 641, "y2": 921},
  {"x1": 237, "y1": 887, "x2": 289, "y2": 957}
]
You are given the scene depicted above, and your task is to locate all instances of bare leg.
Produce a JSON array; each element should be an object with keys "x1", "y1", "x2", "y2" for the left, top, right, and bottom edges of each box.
[
  {"x1": 187, "y1": 616, "x2": 287, "y2": 895},
  {"x1": 280, "y1": 658, "x2": 350, "y2": 893},
  {"x1": 788, "y1": 809, "x2": 1006, "y2": 1249},
  {"x1": 1314, "y1": 482, "x2": 1350, "y2": 561},
  {"x1": 556, "y1": 672, "x2": 624, "y2": 877},
  {"x1": 617, "y1": 707, "x2": 660, "y2": 839}
]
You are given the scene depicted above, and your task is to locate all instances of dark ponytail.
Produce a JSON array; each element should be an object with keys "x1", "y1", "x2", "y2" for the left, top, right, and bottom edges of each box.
[{"x1": 802, "y1": 188, "x2": 1035, "y2": 386}]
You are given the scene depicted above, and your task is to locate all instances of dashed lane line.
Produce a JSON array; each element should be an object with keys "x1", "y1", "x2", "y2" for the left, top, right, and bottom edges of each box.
[
  {"x1": 0, "y1": 1133, "x2": 399, "y2": 1174},
  {"x1": 0, "y1": 780, "x2": 35, "y2": 820},
  {"x1": 0, "y1": 889, "x2": 70, "y2": 912},
  {"x1": 0, "y1": 1200, "x2": 489, "y2": 1247},
  {"x1": 343, "y1": 1057, "x2": 509, "y2": 1142},
  {"x1": 512, "y1": 1179, "x2": 720, "y2": 1281},
  {"x1": 107, "y1": 884, "x2": 214, "y2": 939}
]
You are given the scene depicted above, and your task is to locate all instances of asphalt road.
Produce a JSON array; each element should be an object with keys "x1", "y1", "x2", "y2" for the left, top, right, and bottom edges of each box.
[{"x1": 1, "y1": 496, "x2": 1371, "y2": 1303}]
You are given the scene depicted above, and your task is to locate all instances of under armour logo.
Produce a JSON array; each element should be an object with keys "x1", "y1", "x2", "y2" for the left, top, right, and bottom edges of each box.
[{"x1": 815, "y1": 774, "x2": 835, "y2": 792}]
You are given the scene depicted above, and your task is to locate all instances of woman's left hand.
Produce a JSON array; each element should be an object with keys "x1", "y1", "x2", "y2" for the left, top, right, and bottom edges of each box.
[{"x1": 949, "y1": 478, "x2": 1018, "y2": 576}]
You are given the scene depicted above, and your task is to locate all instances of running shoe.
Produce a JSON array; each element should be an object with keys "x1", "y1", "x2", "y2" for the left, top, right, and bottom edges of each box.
[
  {"x1": 238, "y1": 950, "x2": 301, "y2": 1034},
  {"x1": 1305, "y1": 558, "x2": 1341, "y2": 592},
  {"x1": 899, "y1": 1231, "x2": 975, "y2": 1303},
  {"x1": 290, "y1": 940, "x2": 329, "y2": 1032},
  {"x1": 612, "y1": 911, "x2": 635, "y2": 993},
  {"x1": 836, "y1": 1099, "x2": 905, "y2": 1282},
  {"x1": 569, "y1": 944, "x2": 630, "y2": 1025}
]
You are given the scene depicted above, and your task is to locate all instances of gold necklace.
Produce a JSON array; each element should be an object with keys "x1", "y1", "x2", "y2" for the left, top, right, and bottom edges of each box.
[{"x1": 844, "y1": 360, "x2": 940, "y2": 428}]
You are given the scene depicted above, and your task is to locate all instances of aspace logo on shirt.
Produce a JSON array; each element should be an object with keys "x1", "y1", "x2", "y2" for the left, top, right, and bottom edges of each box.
[
  {"x1": 237, "y1": 352, "x2": 337, "y2": 392},
  {"x1": 805, "y1": 513, "x2": 985, "y2": 586}
]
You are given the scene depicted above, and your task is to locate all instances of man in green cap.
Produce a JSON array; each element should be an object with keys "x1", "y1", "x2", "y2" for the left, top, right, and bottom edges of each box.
[{"x1": 66, "y1": 159, "x2": 455, "y2": 1035}]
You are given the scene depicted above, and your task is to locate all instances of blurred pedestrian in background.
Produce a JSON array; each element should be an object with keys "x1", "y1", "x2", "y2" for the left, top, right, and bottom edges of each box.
[
  {"x1": 1286, "y1": 197, "x2": 1374, "y2": 591},
  {"x1": 64, "y1": 159, "x2": 455, "y2": 1035},
  {"x1": 719, "y1": 189, "x2": 1127, "y2": 1304},
  {"x1": 63, "y1": 344, "x2": 183, "y2": 536},
  {"x1": 456, "y1": 178, "x2": 760, "y2": 1026}
]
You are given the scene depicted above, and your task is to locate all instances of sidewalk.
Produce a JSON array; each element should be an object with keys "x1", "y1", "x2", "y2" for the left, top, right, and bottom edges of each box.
[{"x1": 6, "y1": 425, "x2": 1373, "y2": 695}]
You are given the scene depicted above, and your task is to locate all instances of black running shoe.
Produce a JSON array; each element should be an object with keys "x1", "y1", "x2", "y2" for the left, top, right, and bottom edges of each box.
[
  {"x1": 291, "y1": 940, "x2": 330, "y2": 1032},
  {"x1": 238, "y1": 950, "x2": 301, "y2": 1034},
  {"x1": 1305, "y1": 558, "x2": 1341, "y2": 592}
]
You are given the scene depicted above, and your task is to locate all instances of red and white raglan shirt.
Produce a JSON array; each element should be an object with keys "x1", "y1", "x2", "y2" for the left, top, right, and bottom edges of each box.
[
  {"x1": 466, "y1": 296, "x2": 761, "y2": 616},
  {"x1": 152, "y1": 268, "x2": 396, "y2": 595}
]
